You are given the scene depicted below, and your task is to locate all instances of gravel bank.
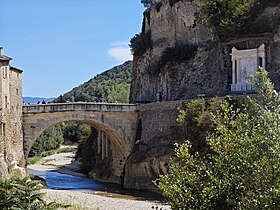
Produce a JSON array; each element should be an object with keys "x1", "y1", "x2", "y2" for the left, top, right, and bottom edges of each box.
[
  {"x1": 44, "y1": 189, "x2": 170, "y2": 210},
  {"x1": 28, "y1": 148, "x2": 171, "y2": 210}
]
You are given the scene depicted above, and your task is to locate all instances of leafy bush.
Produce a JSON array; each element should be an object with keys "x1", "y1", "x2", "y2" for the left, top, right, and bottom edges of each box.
[
  {"x1": 130, "y1": 30, "x2": 152, "y2": 56},
  {"x1": 161, "y1": 44, "x2": 198, "y2": 65},
  {"x1": 0, "y1": 173, "x2": 58, "y2": 209},
  {"x1": 156, "y1": 68, "x2": 280, "y2": 209},
  {"x1": 148, "y1": 44, "x2": 198, "y2": 76},
  {"x1": 201, "y1": 0, "x2": 266, "y2": 36}
]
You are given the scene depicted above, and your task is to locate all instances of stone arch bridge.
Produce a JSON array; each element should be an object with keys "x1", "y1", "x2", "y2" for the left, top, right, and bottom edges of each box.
[{"x1": 22, "y1": 102, "x2": 138, "y2": 183}]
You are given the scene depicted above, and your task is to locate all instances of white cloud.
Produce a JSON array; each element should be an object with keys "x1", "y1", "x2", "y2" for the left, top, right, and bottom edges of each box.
[{"x1": 108, "y1": 41, "x2": 133, "y2": 64}]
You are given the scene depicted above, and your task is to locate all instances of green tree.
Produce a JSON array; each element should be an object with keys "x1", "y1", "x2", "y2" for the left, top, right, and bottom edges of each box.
[
  {"x1": 29, "y1": 124, "x2": 64, "y2": 157},
  {"x1": 156, "y1": 68, "x2": 280, "y2": 209},
  {"x1": 201, "y1": 0, "x2": 263, "y2": 36}
]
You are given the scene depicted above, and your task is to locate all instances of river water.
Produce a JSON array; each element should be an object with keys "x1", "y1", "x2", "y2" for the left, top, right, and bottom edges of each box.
[{"x1": 28, "y1": 169, "x2": 163, "y2": 201}]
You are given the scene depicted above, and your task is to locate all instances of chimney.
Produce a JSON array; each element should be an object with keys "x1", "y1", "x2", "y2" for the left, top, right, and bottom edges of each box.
[{"x1": 0, "y1": 47, "x2": 3, "y2": 56}]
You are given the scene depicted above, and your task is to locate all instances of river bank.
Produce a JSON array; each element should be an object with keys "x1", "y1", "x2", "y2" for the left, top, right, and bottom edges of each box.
[{"x1": 27, "y1": 147, "x2": 171, "y2": 210}]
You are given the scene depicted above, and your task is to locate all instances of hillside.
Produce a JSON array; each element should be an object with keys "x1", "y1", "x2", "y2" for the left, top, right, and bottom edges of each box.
[{"x1": 54, "y1": 60, "x2": 132, "y2": 103}]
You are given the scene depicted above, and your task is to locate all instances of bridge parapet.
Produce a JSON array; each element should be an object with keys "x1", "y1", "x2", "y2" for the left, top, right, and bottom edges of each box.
[{"x1": 23, "y1": 102, "x2": 138, "y2": 114}]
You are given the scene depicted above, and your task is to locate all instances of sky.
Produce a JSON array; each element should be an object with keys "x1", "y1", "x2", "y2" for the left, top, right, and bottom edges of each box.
[{"x1": 0, "y1": 0, "x2": 144, "y2": 97}]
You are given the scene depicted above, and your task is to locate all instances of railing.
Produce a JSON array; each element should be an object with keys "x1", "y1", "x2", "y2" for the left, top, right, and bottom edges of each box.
[{"x1": 23, "y1": 102, "x2": 138, "y2": 114}]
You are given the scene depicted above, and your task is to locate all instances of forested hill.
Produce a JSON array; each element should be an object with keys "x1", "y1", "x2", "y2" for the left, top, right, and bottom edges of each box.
[{"x1": 54, "y1": 60, "x2": 132, "y2": 103}]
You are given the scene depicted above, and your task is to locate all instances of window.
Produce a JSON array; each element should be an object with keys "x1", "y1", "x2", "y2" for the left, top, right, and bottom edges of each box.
[
  {"x1": 2, "y1": 123, "x2": 5, "y2": 137},
  {"x1": 16, "y1": 88, "x2": 19, "y2": 95},
  {"x1": 3, "y1": 66, "x2": 7, "y2": 79},
  {"x1": 5, "y1": 96, "x2": 8, "y2": 108}
]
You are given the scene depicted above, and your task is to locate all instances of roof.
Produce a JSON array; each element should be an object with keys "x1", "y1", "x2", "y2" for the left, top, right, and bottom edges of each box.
[
  {"x1": 0, "y1": 55, "x2": 12, "y2": 61},
  {"x1": 10, "y1": 66, "x2": 23, "y2": 73}
]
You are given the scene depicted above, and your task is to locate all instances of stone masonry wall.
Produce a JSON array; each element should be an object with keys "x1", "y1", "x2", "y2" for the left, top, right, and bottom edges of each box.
[
  {"x1": 124, "y1": 101, "x2": 185, "y2": 191},
  {"x1": 0, "y1": 60, "x2": 24, "y2": 178}
]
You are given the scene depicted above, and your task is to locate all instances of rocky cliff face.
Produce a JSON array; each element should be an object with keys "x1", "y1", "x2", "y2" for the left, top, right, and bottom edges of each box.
[
  {"x1": 130, "y1": 0, "x2": 280, "y2": 102},
  {"x1": 125, "y1": 0, "x2": 280, "y2": 191}
]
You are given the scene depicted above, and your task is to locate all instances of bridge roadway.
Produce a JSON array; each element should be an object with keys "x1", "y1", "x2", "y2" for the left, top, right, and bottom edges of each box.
[
  {"x1": 22, "y1": 102, "x2": 139, "y2": 184},
  {"x1": 22, "y1": 102, "x2": 138, "y2": 114}
]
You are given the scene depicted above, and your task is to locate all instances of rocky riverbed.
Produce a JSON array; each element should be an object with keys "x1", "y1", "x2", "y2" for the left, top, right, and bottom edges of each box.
[{"x1": 27, "y1": 147, "x2": 171, "y2": 210}]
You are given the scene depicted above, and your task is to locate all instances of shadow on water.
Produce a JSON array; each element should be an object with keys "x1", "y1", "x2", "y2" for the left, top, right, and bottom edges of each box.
[{"x1": 28, "y1": 169, "x2": 163, "y2": 201}]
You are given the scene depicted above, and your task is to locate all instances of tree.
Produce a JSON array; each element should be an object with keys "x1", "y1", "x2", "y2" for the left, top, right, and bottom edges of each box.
[{"x1": 156, "y1": 68, "x2": 280, "y2": 209}]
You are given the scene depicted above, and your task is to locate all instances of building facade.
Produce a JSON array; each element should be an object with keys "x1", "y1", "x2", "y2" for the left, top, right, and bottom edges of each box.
[{"x1": 0, "y1": 47, "x2": 24, "y2": 178}]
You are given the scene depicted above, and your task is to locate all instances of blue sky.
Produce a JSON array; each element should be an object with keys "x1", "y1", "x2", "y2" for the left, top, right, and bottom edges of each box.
[{"x1": 0, "y1": 0, "x2": 144, "y2": 97}]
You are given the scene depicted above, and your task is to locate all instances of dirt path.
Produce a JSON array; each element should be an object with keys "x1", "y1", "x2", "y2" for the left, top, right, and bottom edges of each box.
[{"x1": 27, "y1": 147, "x2": 171, "y2": 210}]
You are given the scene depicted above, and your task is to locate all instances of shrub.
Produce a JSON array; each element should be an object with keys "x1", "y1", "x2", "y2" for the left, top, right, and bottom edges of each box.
[
  {"x1": 201, "y1": 0, "x2": 266, "y2": 37},
  {"x1": 0, "y1": 173, "x2": 58, "y2": 209},
  {"x1": 161, "y1": 44, "x2": 198, "y2": 65},
  {"x1": 130, "y1": 30, "x2": 152, "y2": 56},
  {"x1": 156, "y1": 68, "x2": 280, "y2": 209}
]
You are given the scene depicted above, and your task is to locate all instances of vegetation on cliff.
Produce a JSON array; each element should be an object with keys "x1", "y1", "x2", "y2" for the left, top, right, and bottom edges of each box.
[
  {"x1": 156, "y1": 68, "x2": 280, "y2": 209},
  {"x1": 201, "y1": 0, "x2": 275, "y2": 36},
  {"x1": 130, "y1": 30, "x2": 152, "y2": 56}
]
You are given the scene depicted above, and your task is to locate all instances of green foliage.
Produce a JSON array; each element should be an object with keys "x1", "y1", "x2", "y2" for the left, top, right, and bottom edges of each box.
[
  {"x1": 0, "y1": 173, "x2": 58, "y2": 209},
  {"x1": 54, "y1": 61, "x2": 132, "y2": 103},
  {"x1": 29, "y1": 156, "x2": 43, "y2": 165},
  {"x1": 148, "y1": 44, "x2": 198, "y2": 76},
  {"x1": 76, "y1": 128, "x2": 98, "y2": 173},
  {"x1": 29, "y1": 124, "x2": 64, "y2": 157},
  {"x1": 177, "y1": 98, "x2": 220, "y2": 154},
  {"x1": 130, "y1": 30, "x2": 152, "y2": 56},
  {"x1": 57, "y1": 147, "x2": 76, "y2": 154},
  {"x1": 62, "y1": 122, "x2": 92, "y2": 145},
  {"x1": 201, "y1": 0, "x2": 265, "y2": 36},
  {"x1": 156, "y1": 68, "x2": 280, "y2": 209},
  {"x1": 161, "y1": 44, "x2": 198, "y2": 65}
]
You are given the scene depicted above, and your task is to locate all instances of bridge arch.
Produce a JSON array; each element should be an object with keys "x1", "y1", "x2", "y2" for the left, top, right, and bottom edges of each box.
[{"x1": 22, "y1": 103, "x2": 138, "y2": 184}]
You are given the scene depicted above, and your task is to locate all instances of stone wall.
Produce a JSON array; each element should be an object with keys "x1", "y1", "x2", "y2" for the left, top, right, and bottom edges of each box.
[
  {"x1": 0, "y1": 60, "x2": 24, "y2": 178},
  {"x1": 124, "y1": 101, "x2": 185, "y2": 191}
]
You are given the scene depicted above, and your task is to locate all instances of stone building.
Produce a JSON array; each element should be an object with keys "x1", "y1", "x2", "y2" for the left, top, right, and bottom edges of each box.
[{"x1": 0, "y1": 47, "x2": 24, "y2": 178}]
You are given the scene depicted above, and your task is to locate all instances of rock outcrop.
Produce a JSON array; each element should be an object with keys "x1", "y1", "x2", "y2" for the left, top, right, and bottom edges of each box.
[
  {"x1": 130, "y1": 0, "x2": 280, "y2": 103},
  {"x1": 126, "y1": 0, "x2": 280, "y2": 191}
]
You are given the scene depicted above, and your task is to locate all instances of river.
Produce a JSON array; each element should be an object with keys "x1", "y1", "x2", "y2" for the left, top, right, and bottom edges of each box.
[{"x1": 27, "y1": 148, "x2": 170, "y2": 209}]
